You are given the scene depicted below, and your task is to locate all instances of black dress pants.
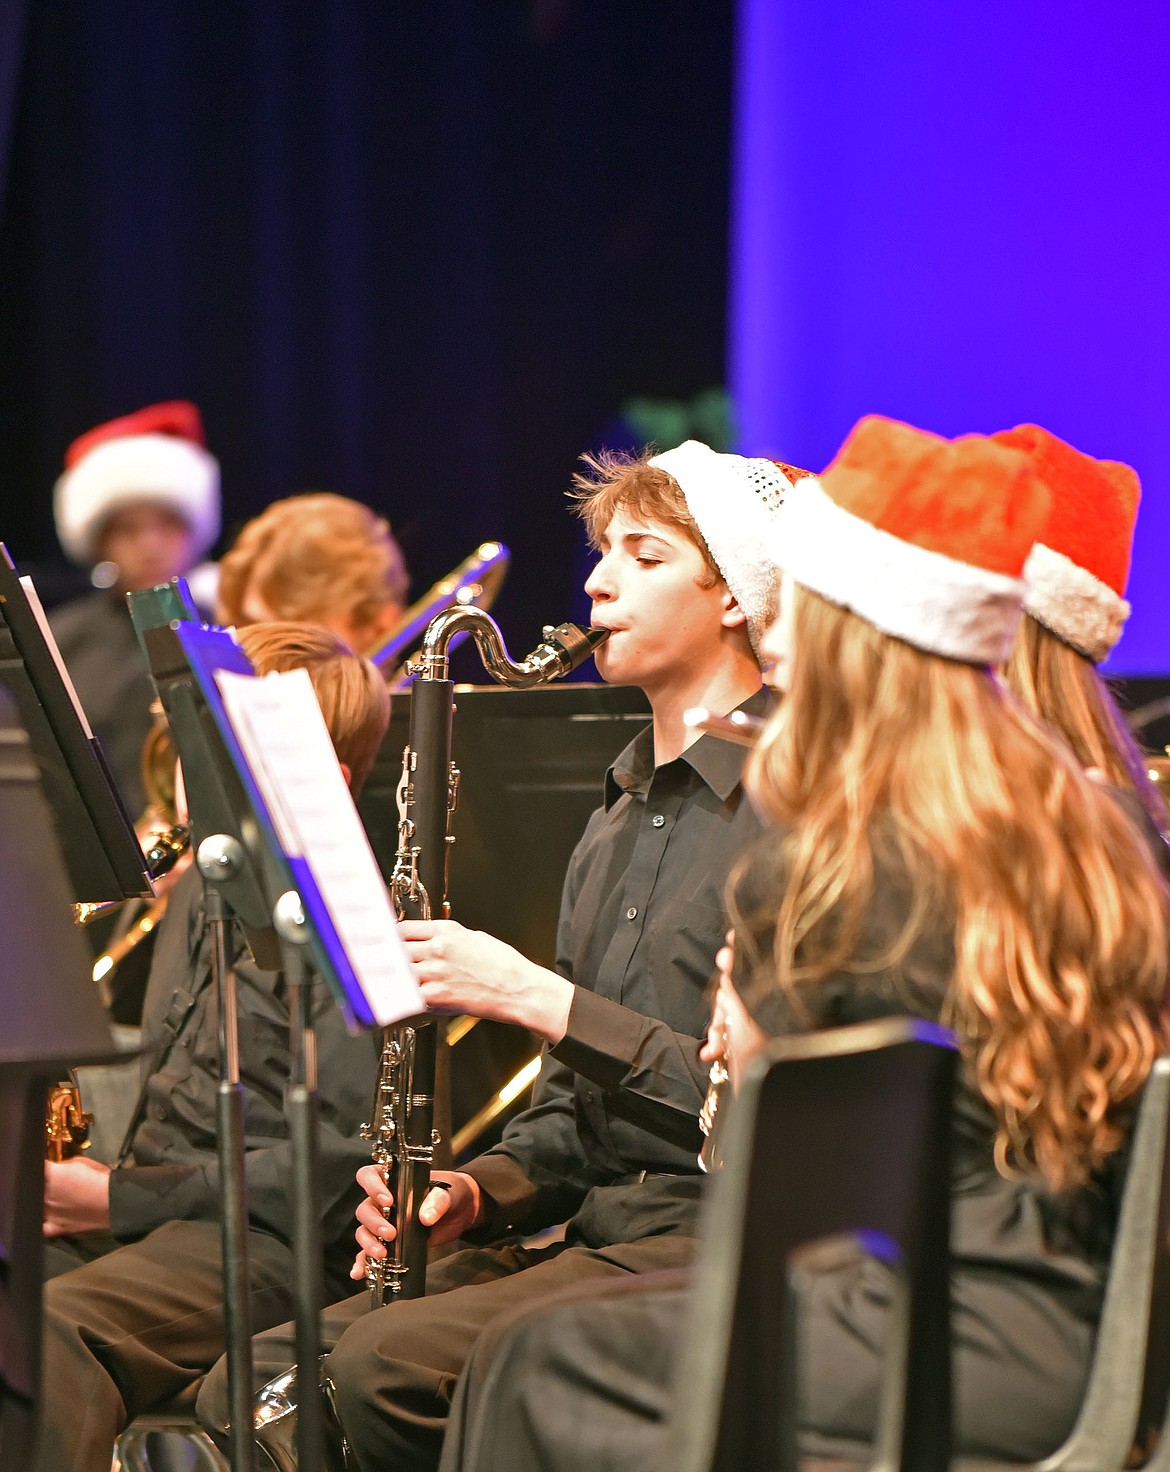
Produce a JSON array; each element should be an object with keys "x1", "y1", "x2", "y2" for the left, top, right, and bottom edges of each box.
[
  {"x1": 197, "y1": 1231, "x2": 698, "y2": 1472},
  {"x1": 437, "y1": 1253, "x2": 1099, "y2": 1472},
  {"x1": 33, "y1": 1218, "x2": 301, "y2": 1472}
]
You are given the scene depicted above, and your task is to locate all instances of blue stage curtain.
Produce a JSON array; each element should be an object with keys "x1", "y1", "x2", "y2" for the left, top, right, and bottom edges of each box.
[{"x1": 0, "y1": 3, "x2": 732, "y2": 641}]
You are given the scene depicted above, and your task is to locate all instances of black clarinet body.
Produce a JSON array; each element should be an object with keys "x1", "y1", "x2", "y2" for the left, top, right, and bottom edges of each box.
[{"x1": 365, "y1": 610, "x2": 608, "y2": 1307}]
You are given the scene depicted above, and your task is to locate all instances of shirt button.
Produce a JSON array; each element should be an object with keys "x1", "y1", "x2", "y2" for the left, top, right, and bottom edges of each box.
[
  {"x1": 651, "y1": 815, "x2": 665, "y2": 828},
  {"x1": 626, "y1": 906, "x2": 638, "y2": 920},
  {"x1": 152, "y1": 1103, "x2": 167, "y2": 1121}
]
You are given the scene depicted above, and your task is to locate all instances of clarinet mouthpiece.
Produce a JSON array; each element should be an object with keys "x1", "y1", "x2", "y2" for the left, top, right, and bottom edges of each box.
[{"x1": 533, "y1": 622, "x2": 610, "y2": 680}]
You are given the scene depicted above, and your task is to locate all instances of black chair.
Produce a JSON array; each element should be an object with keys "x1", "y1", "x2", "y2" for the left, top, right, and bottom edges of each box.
[
  {"x1": 669, "y1": 1021, "x2": 1170, "y2": 1472},
  {"x1": 957, "y1": 1053, "x2": 1170, "y2": 1472},
  {"x1": 669, "y1": 1016, "x2": 958, "y2": 1472}
]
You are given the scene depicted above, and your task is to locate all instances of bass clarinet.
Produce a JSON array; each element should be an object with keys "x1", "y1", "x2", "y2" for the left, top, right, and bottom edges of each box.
[
  {"x1": 364, "y1": 607, "x2": 609, "y2": 1305},
  {"x1": 252, "y1": 611, "x2": 606, "y2": 1464}
]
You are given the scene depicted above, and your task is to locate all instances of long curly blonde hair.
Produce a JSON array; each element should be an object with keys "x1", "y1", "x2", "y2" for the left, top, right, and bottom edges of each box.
[
  {"x1": 1004, "y1": 614, "x2": 1165, "y2": 833},
  {"x1": 739, "y1": 585, "x2": 1168, "y2": 1192}
]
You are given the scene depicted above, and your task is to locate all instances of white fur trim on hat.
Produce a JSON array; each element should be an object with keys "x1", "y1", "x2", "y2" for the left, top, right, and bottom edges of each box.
[
  {"x1": 1023, "y1": 542, "x2": 1130, "y2": 664},
  {"x1": 54, "y1": 433, "x2": 221, "y2": 564},
  {"x1": 774, "y1": 477, "x2": 1025, "y2": 664},
  {"x1": 649, "y1": 439, "x2": 791, "y2": 660}
]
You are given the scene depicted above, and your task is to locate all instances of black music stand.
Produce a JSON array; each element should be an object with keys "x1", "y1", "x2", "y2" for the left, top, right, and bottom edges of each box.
[
  {"x1": 0, "y1": 690, "x2": 121, "y2": 1468},
  {"x1": 0, "y1": 544, "x2": 151, "y2": 904},
  {"x1": 144, "y1": 619, "x2": 420, "y2": 1472},
  {"x1": 140, "y1": 618, "x2": 288, "y2": 1472}
]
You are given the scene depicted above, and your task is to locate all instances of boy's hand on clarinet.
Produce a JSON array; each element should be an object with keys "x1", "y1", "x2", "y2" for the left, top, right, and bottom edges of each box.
[
  {"x1": 351, "y1": 1164, "x2": 484, "y2": 1278},
  {"x1": 399, "y1": 918, "x2": 573, "y2": 1044}
]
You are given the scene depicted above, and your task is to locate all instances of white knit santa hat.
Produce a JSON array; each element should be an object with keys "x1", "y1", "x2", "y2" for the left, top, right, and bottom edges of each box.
[
  {"x1": 54, "y1": 400, "x2": 221, "y2": 565},
  {"x1": 771, "y1": 416, "x2": 1051, "y2": 664},
  {"x1": 649, "y1": 440, "x2": 797, "y2": 658}
]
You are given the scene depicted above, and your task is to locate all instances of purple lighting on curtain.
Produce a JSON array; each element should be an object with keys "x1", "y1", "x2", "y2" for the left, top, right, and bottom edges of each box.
[{"x1": 729, "y1": 2, "x2": 1170, "y2": 673}]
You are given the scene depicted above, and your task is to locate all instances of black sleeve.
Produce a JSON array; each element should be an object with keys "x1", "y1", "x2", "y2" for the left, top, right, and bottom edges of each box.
[
  {"x1": 459, "y1": 839, "x2": 605, "y2": 1234},
  {"x1": 108, "y1": 990, "x2": 380, "y2": 1256}
]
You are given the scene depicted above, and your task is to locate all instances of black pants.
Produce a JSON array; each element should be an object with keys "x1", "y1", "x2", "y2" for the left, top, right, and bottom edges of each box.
[
  {"x1": 34, "y1": 1218, "x2": 304, "y2": 1472},
  {"x1": 197, "y1": 1231, "x2": 699, "y2": 1472},
  {"x1": 440, "y1": 1268, "x2": 691, "y2": 1472},
  {"x1": 438, "y1": 1254, "x2": 1099, "y2": 1472}
]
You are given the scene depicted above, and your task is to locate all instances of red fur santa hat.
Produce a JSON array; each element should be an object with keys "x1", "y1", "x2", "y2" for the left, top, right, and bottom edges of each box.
[
  {"x1": 990, "y1": 424, "x2": 1139, "y2": 663},
  {"x1": 648, "y1": 439, "x2": 797, "y2": 657},
  {"x1": 53, "y1": 400, "x2": 221, "y2": 565},
  {"x1": 772, "y1": 415, "x2": 1050, "y2": 664}
]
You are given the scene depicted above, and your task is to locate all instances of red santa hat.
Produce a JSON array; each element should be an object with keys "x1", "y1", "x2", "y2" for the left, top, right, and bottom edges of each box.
[
  {"x1": 648, "y1": 439, "x2": 797, "y2": 657},
  {"x1": 772, "y1": 415, "x2": 1051, "y2": 664},
  {"x1": 990, "y1": 424, "x2": 1138, "y2": 663},
  {"x1": 53, "y1": 400, "x2": 221, "y2": 565}
]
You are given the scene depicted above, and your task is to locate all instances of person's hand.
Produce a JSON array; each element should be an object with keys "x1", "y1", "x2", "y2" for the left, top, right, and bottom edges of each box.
[
  {"x1": 399, "y1": 919, "x2": 573, "y2": 1044},
  {"x1": 43, "y1": 1156, "x2": 112, "y2": 1237},
  {"x1": 700, "y1": 931, "x2": 767, "y2": 1088},
  {"x1": 350, "y1": 1165, "x2": 484, "y2": 1280}
]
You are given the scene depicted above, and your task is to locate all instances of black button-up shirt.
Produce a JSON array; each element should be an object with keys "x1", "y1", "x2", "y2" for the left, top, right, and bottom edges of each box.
[{"x1": 462, "y1": 689, "x2": 771, "y2": 1247}]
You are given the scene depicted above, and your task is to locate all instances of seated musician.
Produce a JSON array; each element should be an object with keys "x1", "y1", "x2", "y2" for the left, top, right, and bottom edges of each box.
[
  {"x1": 197, "y1": 441, "x2": 793, "y2": 1470},
  {"x1": 431, "y1": 416, "x2": 1170, "y2": 1472},
  {"x1": 34, "y1": 622, "x2": 390, "y2": 1472},
  {"x1": 992, "y1": 423, "x2": 1168, "y2": 850},
  {"x1": 215, "y1": 491, "x2": 409, "y2": 654},
  {"x1": 49, "y1": 400, "x2": 221, "y2": 816}
]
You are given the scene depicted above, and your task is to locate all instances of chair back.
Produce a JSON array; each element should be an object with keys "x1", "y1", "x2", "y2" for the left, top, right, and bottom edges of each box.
[
  {"x1": 1045, "y1": 1054, "x2": 1170, "y2": 1472},
  {"x1": 670, "y1": 1016, "x2": 957, "y2": 1472}
]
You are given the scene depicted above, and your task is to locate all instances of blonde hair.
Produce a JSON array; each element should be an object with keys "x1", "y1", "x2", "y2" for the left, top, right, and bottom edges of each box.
[
  {"x1": 1005, "y1": 614, "x2": 1164, "y2": 830},
  {"x1": 570, "y1": 448, "x2": 720, "y2": 587},
  {"x1": 217, "y1": 494, "x2": 408, "y2": 637},
  {"x1": 236, "y1": 622, "x2": 389, "y2": 795},
  {"x1": 733, "y1": 586, "x2": 1168, "y2": 1192}
]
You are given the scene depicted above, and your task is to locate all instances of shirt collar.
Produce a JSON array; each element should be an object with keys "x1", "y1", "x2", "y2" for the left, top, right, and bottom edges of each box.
[{"x1": 604, "y1": 685, "x2": 774, "y2": 809}]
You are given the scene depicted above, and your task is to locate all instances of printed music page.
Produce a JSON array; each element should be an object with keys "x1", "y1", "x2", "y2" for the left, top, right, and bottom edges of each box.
[{"x1": 215, "y1": 666, "x2": 424, "y2": 1027}]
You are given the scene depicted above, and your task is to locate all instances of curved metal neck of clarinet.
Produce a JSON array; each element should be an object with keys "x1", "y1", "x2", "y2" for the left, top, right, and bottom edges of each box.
[{"x1": 411, "y1": 606, "x2": 609, "y2": 689}]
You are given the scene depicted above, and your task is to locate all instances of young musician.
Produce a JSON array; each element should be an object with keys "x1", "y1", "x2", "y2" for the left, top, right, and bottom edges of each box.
[
  {"x1": 49, "y1": 401, "x2": 221, "y2": 813},
  {"x1": 196, "y1": 441, "x2": 792, "y2": 1470},
  {"x1": 215, "y1": 491, "x2": 409, "y2": 654},
  {"x1": 34, "y1": 623, "x2": 390, "y2": 1472},
  {"x1": 433, "y1": 416, "x2": 1170, "y2": 1470},
  {"x1": 992, "y1": 423, "x2": 1166, "y2": 837}
]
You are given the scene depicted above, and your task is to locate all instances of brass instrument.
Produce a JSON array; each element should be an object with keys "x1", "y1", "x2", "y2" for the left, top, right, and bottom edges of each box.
[
  {"x1": 45, "y1": 1072, "x2": 93, "y2": 1161},
  {"x1": 366, "y1": 541, "x2": 510, "y2": 677},
  {"x1": 72, "y1": 820, "x2": 189, "y2": 918}
]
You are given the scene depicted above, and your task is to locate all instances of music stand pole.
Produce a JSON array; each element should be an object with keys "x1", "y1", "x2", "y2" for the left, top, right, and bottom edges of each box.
[
  {"x1": 198, "y1": 836, "x2": 256, "y2": 1472},
  {"x1": 273, "y1": 891, "x2": 324, "y2": 1472}
]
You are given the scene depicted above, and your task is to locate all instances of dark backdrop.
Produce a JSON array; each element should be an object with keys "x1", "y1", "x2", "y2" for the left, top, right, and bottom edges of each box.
[{"x1": 0, "y1": 2, "x2": 733, "y2": 644}]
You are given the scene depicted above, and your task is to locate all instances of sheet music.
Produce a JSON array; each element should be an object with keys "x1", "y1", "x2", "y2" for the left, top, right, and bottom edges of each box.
[
  {"x1": 216, "y1": 666, "x2": 424, "y2": 1028},
  {"x1": 19, "y1": 576, "x2": 94, "y2": 738}
]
